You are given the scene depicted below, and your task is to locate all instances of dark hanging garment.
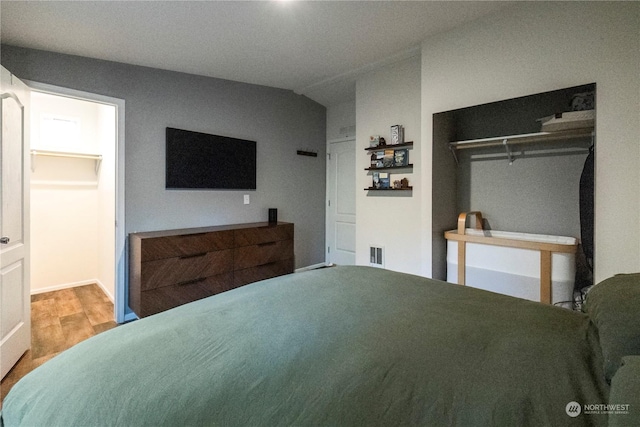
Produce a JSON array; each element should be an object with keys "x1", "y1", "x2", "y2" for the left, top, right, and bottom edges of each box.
[{"x1": 579, "y1": 145, "x2": 594, "y2": 273}]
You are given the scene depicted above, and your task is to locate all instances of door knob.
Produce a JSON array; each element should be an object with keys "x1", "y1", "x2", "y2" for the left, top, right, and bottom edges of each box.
[{"x1": 0, "y1": 237, "x2": 9, "y2": 244}]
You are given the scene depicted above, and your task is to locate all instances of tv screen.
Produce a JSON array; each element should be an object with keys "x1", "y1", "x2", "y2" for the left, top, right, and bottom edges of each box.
[{"x1": 166, "y1": 127, "x2": 256, "y2": 190}]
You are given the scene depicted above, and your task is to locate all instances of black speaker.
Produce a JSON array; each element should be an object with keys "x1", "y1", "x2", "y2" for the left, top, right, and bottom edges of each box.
[{"x1": 268, "y1": 208, "x2": 278, "y2": 224}]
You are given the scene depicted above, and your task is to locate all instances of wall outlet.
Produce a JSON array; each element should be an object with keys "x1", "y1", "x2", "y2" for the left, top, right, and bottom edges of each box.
[{"x1": 244, "y1": 194, "x2": 250, "y2": 205}]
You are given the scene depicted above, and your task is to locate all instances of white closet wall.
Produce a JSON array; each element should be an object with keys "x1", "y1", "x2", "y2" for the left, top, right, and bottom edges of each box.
[{"x1": 30, "y1": 92, "x2": 115, "y2": 299}]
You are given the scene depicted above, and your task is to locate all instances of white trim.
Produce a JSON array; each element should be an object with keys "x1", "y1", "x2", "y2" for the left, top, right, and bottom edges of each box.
[
  {"x1": 295, "y1": 262, "x2": 331, "y2": 273},
  {"x1": 30, "y1": 279, "x2": 114, "y2": 303},
  {"x1": 24, "y1": 80, "x2": 126, "y2": 324},
  {"x1": 123, "y1": 312, "x2": 138, "y2": 323},
  {"x1": 327, "y1": 136, "x2": 356, "y2": 144}
]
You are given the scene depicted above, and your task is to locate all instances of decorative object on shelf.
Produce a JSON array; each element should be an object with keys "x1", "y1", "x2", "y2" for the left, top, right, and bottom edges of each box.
[
  {"x1": 370, "y1": 152, "x2": 377, "y2": 167},
  {"x1": 369, "y1": 135, "x2": 386, "y2": 147},
  {"x1": 538, "y1": 110, "x2": 595, "y2": 132},
  {"x1": 390, "y1": 125, "x2": 404, "y2": 145},
  {"x1": 370, "y1": 150, "x2": 384, "y2": 168},
  {"x1": 373, "y1": 172, "x2": 380, "y2": 189},
  {"x1": 373, "y1": 172, "x2": 391, "y2": 189},
  {"x1": 392, "y1": 178, "x2": 410, "y2": 189},
  {"x1": 571, "y1": 91, "x2": 595, "y2": 111},
  {"x1": 268, "y1": 208, "x2": 278, "y2": 224},
  {"x1": 379, "y1": 172, "x2": 390, "y2": 189},
  {"x1": 393, "y1": 149, "x2": 408, "y2": 166},
  {"x1": 382, "y1": 150, "x2": 394, "y2": 168}
]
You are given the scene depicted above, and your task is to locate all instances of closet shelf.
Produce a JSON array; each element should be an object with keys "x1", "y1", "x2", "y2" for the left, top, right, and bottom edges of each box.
[
  {"x1": 30, "y1": 149, "x2": 103, "y2": 173},
  {"x1": 448, "y1": 127, "x2": 594, "y2": 165}
]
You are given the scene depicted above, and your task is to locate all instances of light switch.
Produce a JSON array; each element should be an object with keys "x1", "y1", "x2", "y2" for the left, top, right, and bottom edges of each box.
[{"x1": 244, "y1": 194, "x2": 250, "y2": 205}]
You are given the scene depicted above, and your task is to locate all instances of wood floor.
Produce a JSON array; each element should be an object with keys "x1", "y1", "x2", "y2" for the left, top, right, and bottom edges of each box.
[{"x1": 0, "y1": 284, "x2": 117, "y2": 405}]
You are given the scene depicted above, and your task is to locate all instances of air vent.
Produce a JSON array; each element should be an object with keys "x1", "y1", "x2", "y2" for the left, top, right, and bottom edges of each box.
[{"x1": 369, "y1": 246, "x2": 384, "y2": 268}]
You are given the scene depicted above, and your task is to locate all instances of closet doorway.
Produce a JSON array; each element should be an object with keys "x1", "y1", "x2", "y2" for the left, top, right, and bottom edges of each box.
[{"x1": 28, "y1": 83, "x2": 125, "y2": 323}]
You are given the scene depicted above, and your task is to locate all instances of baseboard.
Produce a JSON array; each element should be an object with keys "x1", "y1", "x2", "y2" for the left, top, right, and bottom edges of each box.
[
  {"x1": 31, "y1": 279, "x2": 115, "y2": 303},
  {"x1": 94, "y1": 280, "x2": 115, "y2": 303},
  {"x1": 295, "y1": 262, "x2": 331, "y2": 273}
]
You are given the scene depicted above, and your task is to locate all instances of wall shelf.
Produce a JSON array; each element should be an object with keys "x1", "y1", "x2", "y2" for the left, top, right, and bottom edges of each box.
[
  {"x1": 365, "y1": 141, "x2": 413, "y2": 151},
  {"x1": 365, "y1": 164, "x2": 413, "y2": 171},
  {"x1": 365, "y1": 138, "x2": 413, "y2": 193},
  {"x1": 365, "y1": 187, "x2": 413, "y2": 191},
  {"x1": 31, "y1": 149, "x2": 103, "y2": 173}
]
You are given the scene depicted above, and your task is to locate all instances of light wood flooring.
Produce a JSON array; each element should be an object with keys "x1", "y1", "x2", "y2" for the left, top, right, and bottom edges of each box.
[{"x1": 0, "y1": 284, "x2": 117, "y2": 405}]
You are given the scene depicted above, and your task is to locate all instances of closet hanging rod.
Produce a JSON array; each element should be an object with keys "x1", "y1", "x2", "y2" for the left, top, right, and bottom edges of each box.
[
  {"x1": 449, "y1": 128, "x2": 593, "y2": 150},
  {"x1": 30, "y1": 149, "x2": 103, "y2": 173}
]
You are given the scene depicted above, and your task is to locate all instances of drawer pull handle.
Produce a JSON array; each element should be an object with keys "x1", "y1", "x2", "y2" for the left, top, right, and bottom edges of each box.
[
  {"x1": 179, "y1": 252, "x2": 207, "y2": 259},
  {"x1": 258, "y1": 261, "x2": 278, "y2": 267},
  {"x1": 257, "y1": 241, "x2": 277, "y2": 247},
  {"x1": 177, "y1": 277, "x2": 206, "y2": 286}
]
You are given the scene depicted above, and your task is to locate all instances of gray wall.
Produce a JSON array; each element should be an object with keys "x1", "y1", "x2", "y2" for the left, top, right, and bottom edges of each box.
[
  {"x1": 456, "y1": 147, "x2": 589, "y2": 237},
  {"x1": 1, "y1": 45, "x2": 327, "y2": 271}
]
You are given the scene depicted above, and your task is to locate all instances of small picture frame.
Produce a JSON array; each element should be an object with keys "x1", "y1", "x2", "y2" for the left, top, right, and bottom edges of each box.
[
  {"x1": 390, "y1": 125, "x2": 404, "y2": 145},
  {"x1": 379, "y1": 172, "x2": 390, "y2": 189},
  {"x1": 382, "y1": 149, "x2": 394, "y2": 168},
  {"x1": 393, "y1": 149, "x2": 408, "y2": 167},
  {"x1": 372, "y1": 172, "x2": 381, "y2": 189}
]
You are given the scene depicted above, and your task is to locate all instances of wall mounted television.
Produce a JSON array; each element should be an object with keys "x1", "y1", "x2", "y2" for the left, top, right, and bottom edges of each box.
[{"x1": 166, "y1": 127, "x2": 257, "y2": 190}]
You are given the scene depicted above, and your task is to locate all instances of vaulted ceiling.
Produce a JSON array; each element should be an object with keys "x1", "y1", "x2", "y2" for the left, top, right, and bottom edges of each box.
[{"x1": 1, "y1": 1, "x2": 512, "y2": 106}]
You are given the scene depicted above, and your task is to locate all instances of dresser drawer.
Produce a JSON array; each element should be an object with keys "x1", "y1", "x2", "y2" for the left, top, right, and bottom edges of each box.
[
  {"x1": 233, "y1": 258, "x2": 294, "y2": 288},
  {"x1": 233, "y1": 239, "x2": 293, "y2": 270},
  {"x1": 141, "y1": 249, "x2": 233, "y2": 291},
  {"x1": 234, "y1": 223, "x2": 294, "y2": 247},
  {"x1": 139, "y1": 272, "x2": 234, "y2": 317},
  {"x1": 141, "y1": 230, "x2": 234, "y2": 261},
  {"x1": 129, "y1": 222, "x2": 294, "y2": 318}
]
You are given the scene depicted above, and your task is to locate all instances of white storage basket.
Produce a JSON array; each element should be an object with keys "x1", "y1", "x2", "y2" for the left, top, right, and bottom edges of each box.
[{"x1": 445, "y1": 212, "x2": 578, "y2": 307}]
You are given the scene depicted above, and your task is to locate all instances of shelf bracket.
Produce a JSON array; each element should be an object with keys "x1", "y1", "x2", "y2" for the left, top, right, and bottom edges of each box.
[
  {"x1": 503, "y1": 139, "x2": 514, "y2": 165},
  {"x1": 449, "y1": 145, "x2": 459, "y2": 166}
]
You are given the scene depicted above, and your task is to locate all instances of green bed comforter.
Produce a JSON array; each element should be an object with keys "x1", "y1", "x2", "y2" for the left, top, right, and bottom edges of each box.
[{"x1": 1, "y1": 266, "x2": 609, "y2": 426}]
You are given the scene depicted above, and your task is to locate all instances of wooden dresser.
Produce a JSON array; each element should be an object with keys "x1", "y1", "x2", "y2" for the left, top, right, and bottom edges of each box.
[{"x1": 129, "y1": 222, "x2": 294, "y2": 317}]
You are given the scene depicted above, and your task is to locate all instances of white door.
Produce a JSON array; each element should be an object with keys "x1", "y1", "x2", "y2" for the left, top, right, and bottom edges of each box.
[
  {"x1": 1, "y1": 66, "x2": 31, "y2": 379},
  {"x1": 326, "y1": 138, "x2": 356, "y2": 265}
]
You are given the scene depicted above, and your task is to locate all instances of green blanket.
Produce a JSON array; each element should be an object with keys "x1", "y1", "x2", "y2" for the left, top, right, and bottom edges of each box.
[{"x1": 1, "y1": 266, "x2": 609, "y2": 426}]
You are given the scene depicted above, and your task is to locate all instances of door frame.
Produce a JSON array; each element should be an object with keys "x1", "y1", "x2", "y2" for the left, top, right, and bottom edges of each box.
[
  {"x1": 325, "y1": 136, "x2": 356, "y2": 266},
  {"x1": 25, "y1": 80, "x2": 129, "y2": 324}
]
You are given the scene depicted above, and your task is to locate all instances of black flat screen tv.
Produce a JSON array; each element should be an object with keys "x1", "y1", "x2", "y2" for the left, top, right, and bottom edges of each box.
[{"x1": 166, "y1": 127, "x2": 257, "y2": 190}]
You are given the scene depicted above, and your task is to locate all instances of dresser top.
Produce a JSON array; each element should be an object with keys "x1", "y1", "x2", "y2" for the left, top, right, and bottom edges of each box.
[{"x1": 130, "y1": 221, "x2": 292, "y2": 239}]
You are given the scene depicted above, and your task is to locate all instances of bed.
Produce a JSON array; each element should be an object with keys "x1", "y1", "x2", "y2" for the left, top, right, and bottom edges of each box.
[{"x1": 2, "y1": 266, "x2": 639, "y2": 426}]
